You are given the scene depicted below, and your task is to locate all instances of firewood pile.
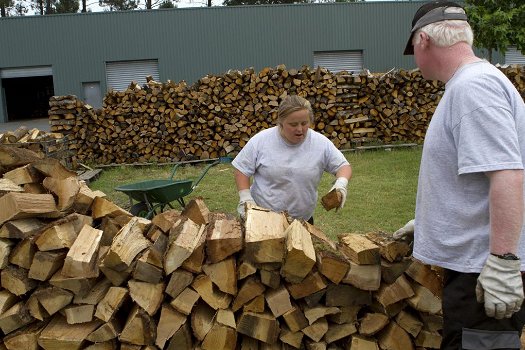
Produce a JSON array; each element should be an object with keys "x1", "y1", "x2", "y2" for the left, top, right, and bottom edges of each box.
[
  {"x1": 47, "y1": 64, "x2": 524, "y2": 166},
  {"x1": 0, "y1": 124, "x2": 69, "y2": 167},
  {"x1": 0, "y1": 146, "x2": 446, "y2": 349}
]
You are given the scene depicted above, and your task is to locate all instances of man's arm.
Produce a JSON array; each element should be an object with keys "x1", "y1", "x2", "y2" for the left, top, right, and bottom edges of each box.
[{"x1": 486, "y1": 169, "x2": 524, "y2": 255}]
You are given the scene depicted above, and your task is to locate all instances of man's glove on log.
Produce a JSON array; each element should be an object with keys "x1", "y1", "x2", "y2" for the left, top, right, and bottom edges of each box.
[
  {"x1": 237, "y1": 189, "x2": 256, "y2": 220},
  {"x1": 329, "y1": 177, "x2": 348, "y2": 210},
  {"x1": 476, "y1": 254, "x2": 524, "y2": 319},
  {"x1": 393, "y1": 219, "x2": 415, "y2": 240}
]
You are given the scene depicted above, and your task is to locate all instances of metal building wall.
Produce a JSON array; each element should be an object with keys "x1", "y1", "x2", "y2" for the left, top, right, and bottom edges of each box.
[{"x1": 0, "y1": 1, "x2": 505, "y2": 123}]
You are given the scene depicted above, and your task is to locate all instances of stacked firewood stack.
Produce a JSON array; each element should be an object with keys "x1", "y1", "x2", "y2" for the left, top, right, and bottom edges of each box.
[
  {"x1": 0, "y1": 125, "x2": 69, "y2": 168},
  {"x1": 55, "y1": 64, "x2": 525, "y2": 166},
  {"x1": 0, "y1": 146, "x2": 445, "y2": 349}
]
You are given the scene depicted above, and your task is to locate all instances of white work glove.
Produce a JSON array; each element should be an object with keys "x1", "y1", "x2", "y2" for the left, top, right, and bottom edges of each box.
[
  {"x1": 476, "y1": 254, "x2": 524, "y2": 319},
  {"x1": 329, "y1": 177, "x2": 348, "y2": 210},
  {"x1": 237, "y1": 189, "x2": 256, "y2": 220},
  {"x1": 393, "y1": 219, "x2": 415, "y2": 240}
]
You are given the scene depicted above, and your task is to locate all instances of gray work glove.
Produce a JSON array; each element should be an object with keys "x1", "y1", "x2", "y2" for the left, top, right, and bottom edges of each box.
[
  {"x1": 237, "y1": 189, "x2": 256, "y2": 220},
  {"x1": 393, "y1": 219, "x2": 415, "y2": 240},
  {"x1": 329, "y1": 177, "x2": 348, "y2": 210},
  {"x1": 476, "y1": 254, "x2": 524, "y2": 319}
]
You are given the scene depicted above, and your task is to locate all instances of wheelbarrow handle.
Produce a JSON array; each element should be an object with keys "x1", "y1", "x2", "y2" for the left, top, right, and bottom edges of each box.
[
  {"x1": 169, "y1": 163, "x2": 182, "y2": 180},
  {"x1": 192, "y1": 159, "x2": 220, "y2": 190}
]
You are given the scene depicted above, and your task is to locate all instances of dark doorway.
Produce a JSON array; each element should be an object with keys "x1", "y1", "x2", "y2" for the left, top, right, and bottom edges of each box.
[{"x1": 2, "y1": 76, "x2": 54, "y2": 121}]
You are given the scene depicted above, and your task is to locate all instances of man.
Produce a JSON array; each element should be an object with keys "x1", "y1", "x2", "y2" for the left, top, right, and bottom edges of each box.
[{"x1": 397, "y1": 1, "x2": 525, "y2": 349}]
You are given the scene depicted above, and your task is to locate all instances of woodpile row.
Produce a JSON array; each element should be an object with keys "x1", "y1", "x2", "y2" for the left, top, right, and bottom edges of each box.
[
  {"x1": 0, "y1": 146, "x2": 444, "y2": 349},
  {"x1": 47, "y1": 64, "x2": 525, "y2": 166},
  {"x1": 0, "y1": 126, "x2": 70, "y2": 167}
]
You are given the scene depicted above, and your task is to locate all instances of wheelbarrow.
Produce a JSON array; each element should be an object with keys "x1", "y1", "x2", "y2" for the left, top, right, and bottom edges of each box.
[{"x1": 115, "y1": 157, "x2": 230, "y2": 219}]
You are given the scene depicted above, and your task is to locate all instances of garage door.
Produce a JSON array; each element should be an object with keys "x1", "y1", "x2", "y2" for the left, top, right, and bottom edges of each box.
[
  {"x1": 314, "y1": 51, "x2": 363, "y2": 74},
  {"x1": 505, "y1": 47, "x2": 525, "y2": 65},
  {"x1": 106, "y1": 59, "x2": 160, "y2": 92},
  {"x1": 1, "y1": 66, "x2": 53, "y2": 79}
]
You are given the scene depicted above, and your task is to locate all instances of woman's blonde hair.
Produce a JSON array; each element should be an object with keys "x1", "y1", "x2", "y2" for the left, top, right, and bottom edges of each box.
[
  {"x1": 277, "y1": 95, "x2": 314, "y2": 125},
  {"x1": 413, "y1": 7, "x2": 474, "y2": 48}
]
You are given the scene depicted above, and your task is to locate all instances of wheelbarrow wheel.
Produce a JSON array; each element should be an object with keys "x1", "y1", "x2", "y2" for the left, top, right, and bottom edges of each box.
[{"x1": 130, "y1": 202, "x2": 149, "y2": 218}]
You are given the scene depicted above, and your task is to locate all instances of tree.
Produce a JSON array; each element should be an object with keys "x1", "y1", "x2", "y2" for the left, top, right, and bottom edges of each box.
[
  {"x1": 465, "y1": 0, "x2": 525, "y2": 63},
  {"x1": 0, "y1": 0, "x2": 14, "y2": 16},
  {"x1": 55, "y1": 0, "x2": 78, "y2": 12},
  {"x1": 99, "y1": 0, "x2": 138, "y2": 10},
  {"x1": 158, "y1": 0, "x2": 174, "y2": 7}
]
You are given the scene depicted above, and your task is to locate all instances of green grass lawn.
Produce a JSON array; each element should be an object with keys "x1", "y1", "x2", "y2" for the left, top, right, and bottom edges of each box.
[{"x1": 89, "y1": 146, "x2": 421, "y2": 240}]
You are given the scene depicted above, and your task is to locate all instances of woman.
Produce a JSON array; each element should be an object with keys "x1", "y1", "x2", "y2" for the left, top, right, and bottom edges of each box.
[{"x1": 232, "y1": 94, "x2": 352, "y2": 223}]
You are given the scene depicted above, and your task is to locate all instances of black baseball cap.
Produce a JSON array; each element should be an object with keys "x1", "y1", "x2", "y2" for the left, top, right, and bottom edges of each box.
[{"x1": 403, "y1": 1, "x2": 468, "y2": 55}]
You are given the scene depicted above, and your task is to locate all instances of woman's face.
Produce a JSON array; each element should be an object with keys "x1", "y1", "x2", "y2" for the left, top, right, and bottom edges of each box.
[{"x1": 279, "y1": 109, "x2": 311, "y2": 144}]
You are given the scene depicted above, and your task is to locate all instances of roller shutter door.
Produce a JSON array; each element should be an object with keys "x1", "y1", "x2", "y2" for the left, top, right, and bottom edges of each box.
[
  {"x1": 505, "y1": 47, "x2": 525, "y2": 65},
  {"x1": 1, "y1": 66, "x2": 53, "y2": 79},
  {"x1": 313, "y1": 51, "x2": 363, "y2": 74},
  {"x1": 106, "y1": 60, "x2": 160, "y2": 91}
]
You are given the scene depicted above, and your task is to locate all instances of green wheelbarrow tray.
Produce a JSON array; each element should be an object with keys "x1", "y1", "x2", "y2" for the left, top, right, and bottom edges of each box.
[{"x1": 115, "y1": 158, "x2": 227, "y2": 219}]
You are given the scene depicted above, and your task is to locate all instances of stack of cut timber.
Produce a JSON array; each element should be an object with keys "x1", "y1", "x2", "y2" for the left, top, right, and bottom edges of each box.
[
  {"x1": 52, "y1": 65, "x2": 525, "y2": 166},
  {"x1": 0, "y1": 125, "x2": 66, "y2": 162},
  {"x1": 48, "y1": 95, "x2": 87, "y2": 137},
  {"x1": 0, "y1": 147, "x2": 446, "y2": 349}
]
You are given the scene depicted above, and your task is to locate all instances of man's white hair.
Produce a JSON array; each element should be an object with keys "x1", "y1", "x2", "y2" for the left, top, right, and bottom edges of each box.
[{"x1": 413, "y1": 7, "x2": 474, "y2": 48}]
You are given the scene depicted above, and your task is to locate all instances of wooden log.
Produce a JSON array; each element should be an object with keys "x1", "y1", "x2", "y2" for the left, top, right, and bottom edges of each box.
[
  {"x1": 280, "y1": 220, "x2": 316, "y2": 283},
  {"x1": 49, "y1": 267, "x2": 96, "y2": 296},
  {"x1": 91, "y1": 197, "x2": 132, "y2": 220},
  {"x1": 63, "y1": 304, "x2": 95, "y2": 324},
  {"x1": 0, "y1": 178, "x2": 23, "y2": 195},
  {"x1": 0, "y1": 301, "x2": 34, "y2": 334},
  {"x1": 181, "y1": 196, "x2": 210, "y2": 225},
  {"x1": 232, "y1": 276, "x2": 266, "y2": 312},
  {"x1": 191, "y1": 301, "x2": 216, "y2": 342},
  {"x1": 342, "y1": 260, "x2": 381, "y2": 291},
  {"x1": 128, "y1": 280, "x2": 164, "y2": 316},
  {"x1": 202, "y1": 257, "x2": 237, "y2": 295},
  {"x1": 0, "y1": 193, "x2": 57, "y2": 225},
  {"x1": 102, "y1": 217, "x2": 150, "y2": 272},
  {"x1": 62, "y1": 224, "x2": 102, "y2": 278},
  {"x1": 0, "y1": 145, "x2": 42, "y2": 169},
  {"x1": 164, "y1": 219, "x2": 206, "y2": 275},
  {"x1": 286, "y1": 271, "x2": 327, "y2": 300},
  {"x1": 265, "y1": 286, "x2": 293, "y2": 318},
  {"x1": 37, "y1": 315, "x2": 101, "y2": 350},
  {"x1": 206, "y1": 213, "x2": 243, "y2": 263},
  {"x1": 237, "y1": 312, "x2": 280, "y2": 344},
  {"x1": 244, "y1": 207, "x2": 288, "y2": 263},
  {"x1": 119, "y1": 305, "x2": 156, "y2": 346},
  {"x1": 377, "y1": 321, "x2": 414, "y2": 350},
  {"x1": 0, "y1": 217, "x2": 45, "y2": 239},
  {"x1": 201, "y1": 322, "x2": 237, "y2": 350},
  {"x1": 86, "y1": 320, "x2": 121, "y2": 342},
  {"x1": 364, "y1": 231, "x2": 410, "y2": 263},
  {"x1": 3, "y1": 164, "x2": 43, "y2": 185},
  {"x1": 28, "y1": 250, "x2": 67, "y2": 281},
  {"x1": 302, "y1": 317, "x2": 328, "y2": 342},
  {"x1": 337, "y1": 234, "x2": 380, "y2": 265},
  {"x1": 33, "y1": 286, "x2": 73, "y2": 316},
  {"x1": 94, "y1": 286, "x2": 129, "y2": 322},
  {"x1": 1, "y1": 266, "x2": 38, "y2": 296},
  {"x1": 166, "y1": 320, "x2": 193, "y2": 350},
  {"x1": 3, "y1": 321, "x2": 47, "y2": 350},
  {"x1": 42, "y1": 176, "x2": 81, "y2": 211},
  {"x1": 155, "y1": 303, "x2": 187, "y2": 348},
  {"x1": 32, "y1": 158, "x2": 76, "y2": 179},
  {"x1": 375, "y1": 275, "x2": 414, "y2": 308},
  {"x1": 165, "y1": 269, "x2": 194, "y2": 298},
  {"x1": 191, "y1": 274, "x2": 232, "y2": 310}
]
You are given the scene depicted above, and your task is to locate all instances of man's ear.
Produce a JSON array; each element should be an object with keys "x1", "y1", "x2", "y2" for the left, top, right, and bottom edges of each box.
[{"x1": 416, "y1": 31, "x2": 430, "y2": 50}]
